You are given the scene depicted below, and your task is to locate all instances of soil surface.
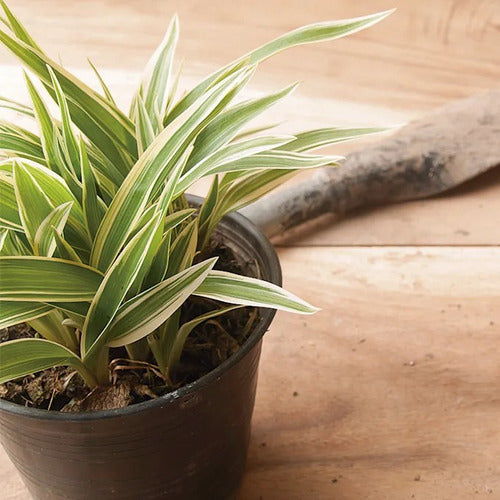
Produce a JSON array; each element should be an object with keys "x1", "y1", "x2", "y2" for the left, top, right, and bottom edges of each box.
[{"x1": 0, "y1": 239, "x2": 259, "y2": 412}]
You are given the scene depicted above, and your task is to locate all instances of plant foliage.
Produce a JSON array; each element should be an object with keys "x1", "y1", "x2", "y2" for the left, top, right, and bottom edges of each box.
[{"x1": 0, "y1": 2, "x2": 392, "y2": 388}]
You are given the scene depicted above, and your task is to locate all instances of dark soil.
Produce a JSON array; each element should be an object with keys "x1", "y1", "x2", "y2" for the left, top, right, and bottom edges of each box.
[{"x1": 0, "y1": 239, "x2": 260, "y2": 412}]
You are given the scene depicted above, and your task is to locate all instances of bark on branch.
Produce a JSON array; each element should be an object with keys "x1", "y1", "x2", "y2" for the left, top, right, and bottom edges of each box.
[{"x1": 241, "y1": 91, "x2": 500, "y2": 238}]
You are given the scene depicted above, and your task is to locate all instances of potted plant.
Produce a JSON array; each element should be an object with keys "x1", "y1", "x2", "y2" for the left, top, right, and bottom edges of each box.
[{"x1": 0, "y1": 2, "x2": 392, "y2": 498}]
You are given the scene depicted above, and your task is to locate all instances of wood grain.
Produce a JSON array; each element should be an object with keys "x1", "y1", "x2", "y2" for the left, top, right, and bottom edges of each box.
[
  {"x1": 240, "y1": 247, "x2": 500, "y2": 499},
  {"x1": 0, "y1": 1, "x2": 499, "y2": 499},
  {"x1": 1, "y1": 0, "x2": 498, "y2": 111}
]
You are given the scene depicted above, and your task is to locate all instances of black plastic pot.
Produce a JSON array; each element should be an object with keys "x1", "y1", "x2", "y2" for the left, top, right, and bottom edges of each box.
[{"x1": 0, "y1": 202, "x2": 282, "y2": 500}]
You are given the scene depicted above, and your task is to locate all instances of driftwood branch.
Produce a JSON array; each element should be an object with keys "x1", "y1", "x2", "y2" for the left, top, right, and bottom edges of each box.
[{"x1": 241, "y1": 91, "x2": 500, "y2": 238}]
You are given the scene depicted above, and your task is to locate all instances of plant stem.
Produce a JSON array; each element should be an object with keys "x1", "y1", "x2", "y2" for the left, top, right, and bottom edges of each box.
[
  {"x1": 126, "y1": 338, "x2": 150, "y2": 361},
  {"x1": 29, "y1": 311, "x2": 79, "y2": 354},
  {"x1": 76, "y1": 364, "x2": 100, "y2": 388},
  {"x1": 83, "y1": 347, "x2": 110, "y2": 386}
]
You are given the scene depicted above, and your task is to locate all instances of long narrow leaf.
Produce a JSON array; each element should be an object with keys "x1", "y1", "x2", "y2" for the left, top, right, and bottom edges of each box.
[
  {"x1": 211, "y1": 150, "x2": 341, "y2": 174},
  {"x1": 0, "y1": 172, "x2": 22, "y2": 232},
  {"x1": 0, "y1": 256, "x2": 103, "y2": 301},
  {"x1": 52, "y1": 230, "x2": 82, "y2": 263},
  {"x1": 0, "y1": 0, "x2": 41, "y2": 50},
  {"x1": 46, "y1": 66, "x2": 81, "y2": 176},
  {"x1": 33, "y1": 201, "x2": 73, "y2": 256},
  {"x1": 23, "y1": 72, "x2": 59, "y2": 167},
  {"x1": 164, "y1": 10, "x2": 393, "y2": 125},
  {"x1": 0, "y1": 120, "x2": 44, "y2": 163},
  {"x1": 87, "y1": 59, "x2": 117, "y2": 106},
  {"x1": 278, "y1": 126, "x2": 389, "y2": 152},
  {"x1": 82, "y1": 214, "x2": 162, "y2": 358},
  {"x1": 79, "y1": 138, "x2": 105, "y2": 239},
  {"x1": 141, "y1": 14, "x2": 179, "y2": 124},
  {"x1": 219, "y1": 168, "x2": 299, "y2": 214},
  {"x1": 23, "y1": 74, "x2": 82, "y2": 201},
  {"x1": 13, "y1": 161, "x2": 54, "y2": 244},
  {"x1": 0, "y1": 301, "x2": 52, "y2": 329},
  {"x1": 194, "y1": 270, "x2": 319, "y2": 314},
  {"x1": 0, "y1": 96, "x2": 35, "y2": 117},
  {"x1": 142, "y1": 231, "x2": 171, "y2": 290},
  {"x1": 134, "y1": 96, "x2": 155, "y2": 155},
  {"x1": 106, "y1": 258, "x2": 217, "y2": 347},
  {"x1": 166, "y1": 219, "x2": 198, "y2": 277},
  {"x1": 0, "y1": 338, "x2": 93, "y2": 385},
  {"x1": 46, "y1": 301, "x2": 89, "y2": 318},
  {"x1": 198, "y1": 168, "x2": 299, "y2": 248},
  {"x1": 28, "y1": 310, "x2": 78, "y2": 351},
  {"x1": 140, "y1": 208, "x2": 195, "y2": 290},
  {"x1": 0, "y1": 228, "x2": 30, "y2": 255},
  {"x1": 186, "y1": 84, "x2": 297, "y2": 169},
  {"x1": 197, "y1": 174, "x2": 219, "y2": 241},
  {"x1": 12, "y1": 160, "x2": 90, "y2": 252}
]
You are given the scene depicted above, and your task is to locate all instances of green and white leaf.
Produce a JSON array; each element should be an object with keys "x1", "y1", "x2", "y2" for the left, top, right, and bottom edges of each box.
[
  {"x1": 0, "y1": 338, "x2": 94, "y2": 385},
  {"x1": 33, "y1": 201, "x2": 73, "y2": 256},
  {"x1": 185, "y1": 84, "x2": 297, "y2": 169},
  {"x1": 52, "y1": 230, "x2": 82, "y2": 262},
  {"x1": 197, "y1": 174, "x2": 219, "y2": 242},
  {"x1": 175, "y1": 135, "x2": 295, "y2": 195},
  {"x1": 46, "y1": 66, "x2": 82, "y2": 177},
  {"x1": 106, "y1": 258, "x2": 217, "y2": 347},
  {"x1": 195, "y1": 270, "x2": 319, "y2": 314},
  {"x1": 0, "y1": 4, "x2": 137, "y2": 167},
  {"x1": 0, "y1": 120, "x2": 44, "y2": 163},
  {"x1": 79, "y1": 138, "x2": 106, "y2": 239},
  {"x1": 82, "y1": 215, "x2": 163, "y2": 358},
  {"x1": 28, "y1": 310, "x2": 78, "y2": 351},
  {"x1": 13, "y1": 160, "x2": 54, "y2": 245},
  {"x1": 218, "y1": 168, "x2": 299, "y2": 214},
  {"x1": 199, "y1": 168, "x2": 300, "y2": 246},
  {"x1": 0, "y1": 96, "x2": 35, "y2": 117},
  {"x1": 134, "y1": 96, "x2": 156, "y2": 155},
  {"x1": 0, "y1": 172, "x2": 23, "y2": 232},
  {"x1": 0, "y1": 228, "x2": 30, "y2": 255},
  {"x1": 277, "y1": 126, "x2": 389, "y2": 152},
  {"x1": 137, "y1": 14, "x2": 179, "y2": 128},
  {"x1": 142, "y1": 230, "x2": 171, "y2": 290},
  {"x1": 165, "y1": 218, "x2": 198, "y2": 277},
  {"x1": 164, "y1": 10, "x2": 393, "y2": 125},
  {"x1": 0, "y1": 0, "x2": 42, "y2": 50},
  {"x1": 0, "y1": 256, "x2": 103, "y2": 301},
  {"x1": 23, "y1": 72, "x2": 62, "y2": 172},
  {"x1": 0, "y1": 301, "x2": 52, "y2": 329},
  {"x1": 12, "y1": 160, "x2": 90, "y2": 252},
  {"x1": 87, "y1": 59, "x2": 117, "y2": 106}
]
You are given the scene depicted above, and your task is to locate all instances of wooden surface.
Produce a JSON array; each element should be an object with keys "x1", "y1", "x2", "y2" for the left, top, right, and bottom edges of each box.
[{"x1": 1, "y1": 1, "x2": 499, "y2": 498}]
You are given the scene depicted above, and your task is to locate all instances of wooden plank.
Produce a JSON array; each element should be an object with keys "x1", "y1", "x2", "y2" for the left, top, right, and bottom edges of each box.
[
  {"x1": 239, "y1": 246, "x2": 500, "y2": 499},
  {"x1": 0, "y1": 0, "x2": 498, "y2": 113},
  {"x1": 1, "y1": 247, "x2": 499, "y2": 498}
]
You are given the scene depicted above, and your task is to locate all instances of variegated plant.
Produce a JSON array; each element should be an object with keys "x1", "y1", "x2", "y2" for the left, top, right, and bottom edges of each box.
[{"x1": 0, "y1": 1, "x2": 391, "y2": 388}]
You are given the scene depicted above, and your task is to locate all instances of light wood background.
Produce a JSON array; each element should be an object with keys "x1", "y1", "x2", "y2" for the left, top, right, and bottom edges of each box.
[{"x1": 1, "y1": 1, "x2": 499, "y2": 499}]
